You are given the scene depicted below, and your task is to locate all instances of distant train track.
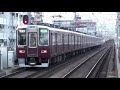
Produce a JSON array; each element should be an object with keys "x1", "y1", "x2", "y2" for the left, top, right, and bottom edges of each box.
[
  {"x1": 31, "y1": 43, "x2": 111, "y2": 78},
  {"x1": 85, "y1": 47, "x2": 111, "y2": 78},
  {"x1": 61, "y1": 45, "x2": 111, "y2": 78}
]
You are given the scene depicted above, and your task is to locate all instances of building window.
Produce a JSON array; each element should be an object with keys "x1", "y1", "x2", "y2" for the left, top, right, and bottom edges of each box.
[
  {"x1": 0, "y1": 24, "x2": 4, "y2": 29},
  {"x1": 2, "y1": 25, "x2": 4, "y2": 28},
  {"x1": 18, "y1": 29, "x2": 26, "y2": 45},
  {"x1": 11, "y1": 13, "x2": 15, "y2": 16},
  {"x1": 20, "y1": 15, "x2": 23, "y2": 18},
  {"x1": 0, "y1": 12, "x2": 4, "y2": 14},
  {"x1": 1, "y1": 12, "x2": 4, "y2": 14},
  {"x1": 0, "y1": 24, "x2": 2, "y2": 28},
  {"x1": 16, "y1": 13, "x2": 18, "y2": 17},
  {"x1": 13, "y1": 26, "x2": 15, "y2": 29}
]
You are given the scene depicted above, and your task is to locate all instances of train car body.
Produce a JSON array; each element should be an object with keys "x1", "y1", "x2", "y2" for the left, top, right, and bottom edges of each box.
[{"x1": 16, "y1": 25, "x2": 103, "y2": 67}]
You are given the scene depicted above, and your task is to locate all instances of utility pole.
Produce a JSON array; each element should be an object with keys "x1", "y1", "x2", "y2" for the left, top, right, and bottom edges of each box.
[
  {"x1": 74, "y1": 12, "x2": 77, "y2": 31},
  {"x1": 18, "y1": 13, "x2": 20, "y2": 26},
  {"x1": 39, "y1": 12, "x2": 43, "y2": 22},
  {"x1": 9, "y1": 12, "x2": 14, "y2": 50},
  {"x1": 18, "y1": 12, "x2": 22, "y2": 26}
]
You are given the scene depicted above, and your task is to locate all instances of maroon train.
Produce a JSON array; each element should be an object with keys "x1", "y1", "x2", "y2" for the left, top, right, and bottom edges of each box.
[{"x1": 16, "y1": 24, "x2": 103, "y2": 67}]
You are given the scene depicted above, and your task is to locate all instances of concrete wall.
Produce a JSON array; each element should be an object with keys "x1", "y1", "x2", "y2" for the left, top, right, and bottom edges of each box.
[{"x1": 0, "y1": 47, "x2": 8, "y2": 69}]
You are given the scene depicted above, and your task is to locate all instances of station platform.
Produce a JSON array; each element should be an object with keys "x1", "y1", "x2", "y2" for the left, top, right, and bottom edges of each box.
[
  {"x1": 116, "y1": 47, "x2": 120, "y2": 78},
  {"x1": 106, "y1": 45, "x2": 118, "y2": 78},
  {"x1": 0, "y1": 66, "x2": 21, "y2": 77}
]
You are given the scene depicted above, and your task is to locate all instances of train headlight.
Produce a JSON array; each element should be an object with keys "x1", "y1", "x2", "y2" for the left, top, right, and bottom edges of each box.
[
  {"x1": 41, "y1": 50, "x2": 47, "y2": 53},
  {"x1": 19, "y1": 50, "x2": 25, "y2": 53}
]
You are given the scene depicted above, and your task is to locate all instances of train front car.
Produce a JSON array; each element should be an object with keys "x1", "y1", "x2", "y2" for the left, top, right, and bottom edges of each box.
[{"x1": 16, "y1": 25, "x2": 50, "y2": 67}]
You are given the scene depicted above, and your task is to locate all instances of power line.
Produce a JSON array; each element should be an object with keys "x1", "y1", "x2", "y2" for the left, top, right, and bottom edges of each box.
[{"x1": 91, "y1": 12, "x2": 107, "y2": 35}]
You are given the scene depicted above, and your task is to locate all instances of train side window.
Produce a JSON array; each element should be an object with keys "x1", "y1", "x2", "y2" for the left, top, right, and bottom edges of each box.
[
  {"x1": 77, "y1": 35, "x2": 79, "y2": 45},
  {"x1": 79, "y1": 35, "x2": 80, "y2": 45},
  {"x1": 62, "y1": 34, "x2": 64, "y2": 50},
  {"x1": 55, "y1": 33, "x2": 57, "y2": 53},
  {"x1": 55, "y1": 33, "x2": 57, "y2": 45},
  {"x1": 72, "y1": 35, "x2": 74, "y2": 45},
  {"x1": 83, "y1": 35, "x2": 84, "y2": 48},
  {"x1": 50, "y1": 33, "x2": 52, "y2": 46},
  {"x1": 78, "y1": 36, "x2": 79, "y2": 47},
  {"x1": 71, "y1": 34, "x2": 72, "y2": 45},
  {"x1": 80, "y1": 35, "x2": 83, "y2": 48},
  {"x1": 75, "y1": 35, "x2": 77, "y2": 45},
  {"x1": 68, "y1": 34, "x2": 69, "y2": 50},
  {"x1": 18, "y1": 29, "x2": 26, "y2": 45},
  {"x1": 39, "y1": 28, "x2": 49, "y2": 45},
  {"x1": 57, "y1": 34, "x2": 59, "y2": 45},
  {"x1": 60, "y1": 34, "x2": 62, "y2": 45},
  {"x1": 70, "y1": 35, "x2": 72, "y2": 45},
  {"x1": 57, "y1": 33, "x2": 62, "y2": 45},
  {"x1": 73, "y1": 35, "x2": 75, "y2": 49},
  {"x1": 52, "y1": 33, "x2": 55, "y2": 45},
  {"x1": 64, "y1": 34, "x2": 68, "y2": 45}
]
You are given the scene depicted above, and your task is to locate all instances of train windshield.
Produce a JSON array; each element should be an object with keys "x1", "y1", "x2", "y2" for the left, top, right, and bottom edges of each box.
[
  {"x1": 18, "y1": 29, "x2": 26, "y2": 45},
  {"x1": 39, "y1": 28, "x2": 49, "y2": 45}
]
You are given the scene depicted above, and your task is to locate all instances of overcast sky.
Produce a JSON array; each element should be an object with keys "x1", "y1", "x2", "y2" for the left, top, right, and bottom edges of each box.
[
  {"x1": 41, "y1": 12, "x2": 117, "y2": 37},
  {"x1": 22, "y1": 12, "x2": 117, "y2": 33}
]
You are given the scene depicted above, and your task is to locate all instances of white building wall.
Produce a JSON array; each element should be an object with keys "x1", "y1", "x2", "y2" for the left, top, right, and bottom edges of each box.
[{"x1": 0, "y1": 12, "x2": 24, "y2": 48}]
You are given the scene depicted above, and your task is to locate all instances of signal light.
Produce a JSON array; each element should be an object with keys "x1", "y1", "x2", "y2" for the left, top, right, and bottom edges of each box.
[{"x1": 23, "y1": 15, "x2": 29, "y2": 24}]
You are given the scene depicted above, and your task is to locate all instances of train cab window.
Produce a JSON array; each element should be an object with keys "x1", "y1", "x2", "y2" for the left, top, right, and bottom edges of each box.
[
  {"x1": 29, "y1": 33, "x2": 37, "y2": 47},
  {"x1": 18, "y1": 29, "x2": 26, "y2": 45},
  {"x1": 39, "y1": 28, "x2": 49, "y2": 45}
]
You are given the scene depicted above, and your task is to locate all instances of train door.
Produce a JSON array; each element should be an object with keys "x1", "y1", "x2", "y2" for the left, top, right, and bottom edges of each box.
[{"x1": 27, "y1": 33, "x2": 38, "y2": 57}]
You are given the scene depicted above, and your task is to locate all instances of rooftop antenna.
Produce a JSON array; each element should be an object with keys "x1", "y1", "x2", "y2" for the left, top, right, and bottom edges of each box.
[{"x1": 74, "y1": 12, "x2": 77, "y2": 32}]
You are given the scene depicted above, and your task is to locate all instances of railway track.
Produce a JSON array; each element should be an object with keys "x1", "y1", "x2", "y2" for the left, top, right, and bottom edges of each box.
[
  {"x1": 85, "y1": 47, "x2": 111, "y2": 78},
  {"x1": 37, "y1": 44, "x2": 111, "y2": 78},
  {"x1": 61, "y1": 45, "x2": 112, "y2": 78},
  {"x1": 0, "y1": 43, "x2": 112, "y2": 78},
  {"x1": 0, "y1": 45, "x2": 103, "y2": 78}
]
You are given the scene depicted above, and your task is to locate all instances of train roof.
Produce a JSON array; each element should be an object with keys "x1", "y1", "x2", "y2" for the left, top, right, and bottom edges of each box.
[{"x1": 17, "y1": 25, "x2": 101, "y2": 39}]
